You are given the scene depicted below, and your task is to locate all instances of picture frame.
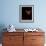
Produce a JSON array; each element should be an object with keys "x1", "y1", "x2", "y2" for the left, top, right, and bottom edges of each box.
[{"x1": 19, "y1": 5, "x2": 34, "y2": 23}]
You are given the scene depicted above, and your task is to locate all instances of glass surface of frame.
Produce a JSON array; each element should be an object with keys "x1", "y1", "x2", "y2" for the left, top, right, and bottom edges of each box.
[{"x1": 19, "y1": 5, "x2": 34, "y2": 23}]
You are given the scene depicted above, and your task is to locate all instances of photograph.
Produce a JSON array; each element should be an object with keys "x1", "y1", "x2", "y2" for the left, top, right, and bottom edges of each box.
[{"x1": 22, "y1": 7, "x2": 32, "y2": 20}]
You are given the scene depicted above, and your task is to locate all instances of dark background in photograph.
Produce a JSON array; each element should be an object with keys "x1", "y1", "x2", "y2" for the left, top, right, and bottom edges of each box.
[{"x1": 22, "y1": 7, "x2": 32, "y2": 20}]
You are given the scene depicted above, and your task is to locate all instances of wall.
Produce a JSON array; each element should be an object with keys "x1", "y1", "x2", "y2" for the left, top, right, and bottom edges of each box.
[
  {"x1": 0, "y1": 0, "x2": 46, "y2": 44},
  {"x1": 0, "y1": 0, "x2": 46, "y2": 29}
]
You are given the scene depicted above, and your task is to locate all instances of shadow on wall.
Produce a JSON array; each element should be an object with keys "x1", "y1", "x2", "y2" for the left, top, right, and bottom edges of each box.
[{"x1": 0, "y1": 24, "x2": 7, "y2": 43}]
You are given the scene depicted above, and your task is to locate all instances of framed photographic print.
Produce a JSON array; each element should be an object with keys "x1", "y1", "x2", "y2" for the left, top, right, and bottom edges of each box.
[{"x1": 19, "y1": 5, "x2": 34, "y2": 23}]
